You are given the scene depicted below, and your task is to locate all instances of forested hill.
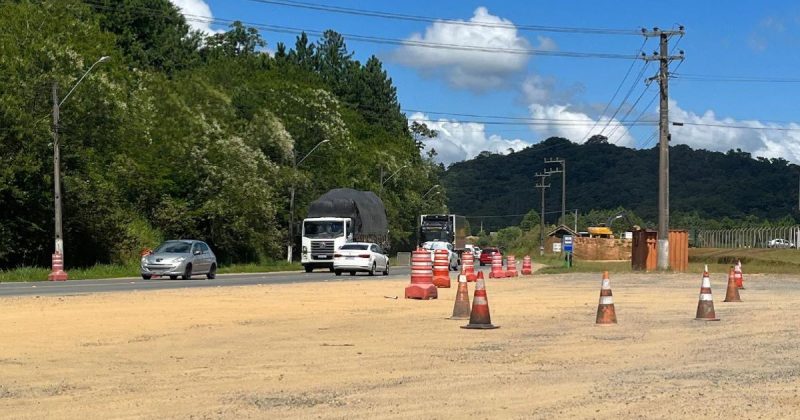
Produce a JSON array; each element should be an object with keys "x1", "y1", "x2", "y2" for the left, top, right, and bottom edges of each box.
[
  {"x1": 0, "y1": 1, "x2": 444, "y2": 268},
  {"x1": 441, "y1": 137, "x2": 800, "y2": 232}
]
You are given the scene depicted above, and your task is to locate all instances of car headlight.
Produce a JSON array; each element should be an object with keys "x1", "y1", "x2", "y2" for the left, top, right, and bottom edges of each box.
[
  {"x1": 174, "y1": 257, "x2": 186, "y2": 263},
  {"x1": 140, "y1": 256, "x2": 148, "y2": 265}
]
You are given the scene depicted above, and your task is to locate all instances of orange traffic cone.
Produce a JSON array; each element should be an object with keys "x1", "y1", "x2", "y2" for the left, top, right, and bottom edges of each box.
[
  {"x1": 596, "y1": 271, "x2": 617, "y2": 325},
  {"x1": 405, "y1": 249, "x2": 438, "y2": 300},
  {"x1": 449, "y1": 274, "x2": 471, "y2": 320},
  {"x1": 461, "y1": 276, "x2": 499, "y2": 329},
  {"x1": 488, "y1": 253, "x2": 504, "y2": 279},
  {"x1": 695, "y1": 265, "x2": 720, "y2": 321},
  {"x1": 734, "y1": 260, "x2": 745, "y2": 289},
  {"x1": 723, "y1": 266, "x2": 742, "y2": 302},
  {"x1": 505, "y1": 255, "x2": 518, "y2": 277},
  {"x1": 521, "y1": 255, "x2": 533, "y2": 275},
  {"x1": 432, "y1": 249, "x2": 451, "y2": 288}
]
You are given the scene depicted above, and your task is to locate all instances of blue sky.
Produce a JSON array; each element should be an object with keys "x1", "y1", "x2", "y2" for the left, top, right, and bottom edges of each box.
[{"x1": 172, "y1": 0, "x2": 800, "y2": 165}]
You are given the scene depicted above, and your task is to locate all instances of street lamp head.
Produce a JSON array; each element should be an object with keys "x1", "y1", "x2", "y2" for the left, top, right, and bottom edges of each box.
[{"x1": 98, "y1": 56, "x2": 111, "y2": 63}]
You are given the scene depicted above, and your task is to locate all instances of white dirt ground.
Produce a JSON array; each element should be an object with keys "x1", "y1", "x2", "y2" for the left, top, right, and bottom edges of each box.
[{"x1": 2, "y1": 270, "x2": 800, "y2": 419}]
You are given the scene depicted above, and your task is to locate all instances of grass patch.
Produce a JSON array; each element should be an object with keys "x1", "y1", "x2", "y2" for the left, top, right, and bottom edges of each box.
[
  {"x1": 533, "y1": 248, "x2": 800, "y2": 275},
  {"x1": 0, "y1": 260, "x2": 301, "y2": 282},
  {"x1": 537, "y1": 255, "x2": 632, "y2": 274}
]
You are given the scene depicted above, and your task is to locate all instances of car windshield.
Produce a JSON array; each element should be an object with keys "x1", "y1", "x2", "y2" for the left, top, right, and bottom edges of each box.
[
  {"x1": 304, "y1": 221, "x2": 345, "y2": 239},
  {"x1": 340, "y1": 244, "x2": 369, "y2": 250},
  {"x1": 422, "y1": 241, "x2": 448, "y2": 250},
  {"x1": 154, "y1": 241, "x2": 192, "y2": 253}
]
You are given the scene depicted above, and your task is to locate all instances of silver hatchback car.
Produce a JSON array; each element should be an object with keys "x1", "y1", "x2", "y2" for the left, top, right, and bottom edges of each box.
[{"x1": 140, "y1": 240, "x2": 217, "y2": 280}]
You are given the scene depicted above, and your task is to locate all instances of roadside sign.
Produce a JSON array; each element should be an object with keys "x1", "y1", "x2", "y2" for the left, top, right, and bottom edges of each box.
[
  {"x1": 553, "y1": 242, "x2": 562, "y2": 253},
  {"x1": 563, "y1": 235, "x2": 573, "y2": 252}
]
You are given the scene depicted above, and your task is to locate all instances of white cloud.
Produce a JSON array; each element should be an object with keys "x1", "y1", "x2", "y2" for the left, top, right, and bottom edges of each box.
[
  {"x1": 410, "y1": 112, "x2": 529, "y2": 164},
  {"x1": 527, "y1": 103, "x2": 637, "y2": 147},
  {"x1": 170, "y1": 0, "x2": 221, "y2": 34},
  {"x1": 669, "y1": 100, "x2": 800, "y2": 162},
  {"x1": 395, "y1": 7, "x2": 545, "y2": 91}
]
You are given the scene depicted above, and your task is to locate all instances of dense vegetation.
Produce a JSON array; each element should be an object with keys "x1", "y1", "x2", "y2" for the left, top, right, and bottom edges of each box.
[
  {"x1": 443, "y1": 137, "x2": 800, "y2": 234},
  {"x1": 0, "y1": 0, "x2": 444, "y2": 269}
]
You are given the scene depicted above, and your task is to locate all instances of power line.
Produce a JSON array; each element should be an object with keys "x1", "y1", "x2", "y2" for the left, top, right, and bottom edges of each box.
[
  {"x1": 674, "y1": 73, "x2": 800, "y2": 83},
  {"x1": 671, "y1": 121, "x2": 800, "y2": 131},
  {"x1": 604, "y1": 82, "x2": 655, "y2": 141},
  {"x1": 83, "y1": 2, "x2": 645, "y2": 59},
  {"x1": 579, "y1": 38, "x2": 649, "y2": 143},
  {"x1": 246, "y1": 0, "x2": 644, "y2": 36},
  {"x1": 597, "y1": 60, "x2": 651, "y2": 138}
]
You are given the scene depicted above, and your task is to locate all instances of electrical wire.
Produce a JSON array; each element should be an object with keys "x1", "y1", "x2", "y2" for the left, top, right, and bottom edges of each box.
[
  {"x1": 83, "y1": 1, "x2": 644, "y2": 59},
  {"x1": 579, "y1": 38, "x2": 648, "y2": 143},
  {"x1": 246, "y1": 0, "x2": 645, "y2": 36},
  {"x1": 596, "y1": 61, "x2": 651, "y2": 138}
]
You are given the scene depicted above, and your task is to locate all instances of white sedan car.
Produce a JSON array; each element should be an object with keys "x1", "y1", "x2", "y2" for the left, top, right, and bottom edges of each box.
[
  {"x1": 333, "y1": 243, "x2": 390, "y2": 276},
  {"x1": 421, "y1": 241, "x2": 459, "y2": 271}
]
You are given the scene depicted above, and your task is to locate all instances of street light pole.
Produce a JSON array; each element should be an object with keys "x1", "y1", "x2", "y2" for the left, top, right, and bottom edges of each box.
[
  {"x1": 288, "y1": 139, "x2": 329, "y2": 263},
  {"x1": 48, "y1": 56, "x2": 110, "y2": 281},
  {"x1": 380, "y1": 164, "x2": 408, "y2": 190},
  {"x1": 422, "y1": 184, "x2": 440, "y2": 199}
]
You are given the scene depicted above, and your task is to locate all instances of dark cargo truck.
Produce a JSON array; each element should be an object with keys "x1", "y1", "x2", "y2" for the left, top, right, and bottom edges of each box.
[
  {"x1": 419, "y1": 214, "x2": 468, "y2": 251},
  {"x1": 301, "y1": 189, "x2": 389, "y2": 272}
]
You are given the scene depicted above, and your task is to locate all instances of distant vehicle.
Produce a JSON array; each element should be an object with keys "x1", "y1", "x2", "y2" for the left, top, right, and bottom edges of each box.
[
  {"x1": 421, "y1": 241, "x2": 459, "y2": 271},
  {"x1": 479, "y1": 247, "x2": 501, "y2": 266},
  {"x1": 464, "y1": 244, "x2": 481, "y2": 260},
  {"x1": 419, "y1": 214, "x2": 468, "y2": 253},
  {"x1": 333, "y1": 242, "x2": 389, "y2": 276},
  {"x1": 301, "y1": 189, "x2": 389, "y2": 273},
  {"x1": 767, "y1": 238, "x2": 795, "y2": 249},
  {"x1": 140, "y1": 240, "x2": 217, "y2": 280},
  {"x1": 587, "y1": 211, "x2": 641, "y2": 238}
]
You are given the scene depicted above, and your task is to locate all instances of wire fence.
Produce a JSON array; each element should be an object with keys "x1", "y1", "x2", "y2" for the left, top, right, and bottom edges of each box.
[{"x1": 696, "y1": 226, "x2": 800, "y2": 249}]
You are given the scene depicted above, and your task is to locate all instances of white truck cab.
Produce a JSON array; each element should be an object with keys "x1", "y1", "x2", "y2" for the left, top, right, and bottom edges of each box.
[{"x1": 301, "y1": 217, "x2": 353, "y2": 272}]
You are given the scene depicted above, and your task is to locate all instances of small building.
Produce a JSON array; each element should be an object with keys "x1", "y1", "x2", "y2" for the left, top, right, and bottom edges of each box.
[{"x1": 544, "y1": 225, "x2": 578, "y2": 254}]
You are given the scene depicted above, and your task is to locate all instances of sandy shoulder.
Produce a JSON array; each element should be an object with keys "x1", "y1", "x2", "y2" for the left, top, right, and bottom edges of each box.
[{"x1": 1, "y1": 271, "x2": 798, "y2": 419}]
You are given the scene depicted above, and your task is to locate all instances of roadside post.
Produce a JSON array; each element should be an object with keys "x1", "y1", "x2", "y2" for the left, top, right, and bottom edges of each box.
[{"x1": 563, "y1": 235, "x2": 573, "y2": 268}]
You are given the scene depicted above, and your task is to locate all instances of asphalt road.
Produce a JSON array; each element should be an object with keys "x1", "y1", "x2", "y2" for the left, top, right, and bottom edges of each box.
[{"x1": 0, "y1": 266, "x2": 413, "y2": 298}]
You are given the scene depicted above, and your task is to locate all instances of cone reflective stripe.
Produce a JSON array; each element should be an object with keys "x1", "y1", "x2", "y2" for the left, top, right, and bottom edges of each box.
[
  {"x1": 723, "y1": 266, "x2": 742, "y2": 302},
  {"x1": 505, "y1": 255, "x2": 518, "y2": 277},
  {"x1": 489, "y1": 253, "x2": 504, "y2": 279},
  {"x1": 432, "y1": 249, "x2": 451, "y2": 288},
  {"x1": 521, "y1": 255, "x2": 533, "y2": 276},
  {"x1": 695, "y1": 265, "x2": 720, "y2": 321},
  {"x1": 405, "y1": 249, "x2": 438, "y2": 300},
  {"x1": 734, "y1": 261, "x2": 745, "y2": 289},
  {"x1": 449, "y1": 274, "x2": 471, "y2": 320},
  {"x1": 595, "y1": 271, "x2": 617, "y2": 325},
  {"x1": 461, "y1": 251, "x2": 477, "y2": 282},
  {"x1": 461, "y1": 277, "x2": 499, "y2": 329}
]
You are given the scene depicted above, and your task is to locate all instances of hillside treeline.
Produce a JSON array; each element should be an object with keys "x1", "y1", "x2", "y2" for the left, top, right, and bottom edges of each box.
[
  {"x1": 443, "y1": 137, "x2": 800, "y2": 233},
  {"x1": 0, "y1": 0, "x2": 444, "y2": 268}
]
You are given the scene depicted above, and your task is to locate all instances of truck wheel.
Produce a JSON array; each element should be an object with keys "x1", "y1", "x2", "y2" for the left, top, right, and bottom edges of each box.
[
  {"x1": 335, "y1": 270, "x2": 342, "y2": 276},
  {"x1": 304, "y1": 266, "x2": 313, "y2": 273}
]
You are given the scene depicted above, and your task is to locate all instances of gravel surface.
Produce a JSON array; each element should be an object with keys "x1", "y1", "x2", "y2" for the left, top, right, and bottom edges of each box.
[{"x1": 1, "y1": 270, "x2": 798, "y2": 419}]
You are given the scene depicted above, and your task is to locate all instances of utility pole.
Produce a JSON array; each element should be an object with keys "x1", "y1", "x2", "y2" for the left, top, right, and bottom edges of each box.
[
  {"x1": 545, "y1": 157, "x2": 566, "y2": 224},
  {"x1": 641, "y1": 26, "x2": 685, "y2": 271},
  {"x1": 535, "y1": 172, "x2": 550, "y2": 256},
  {"x1": 50, "y1": 82, "x2": 67, "y2": 281}
]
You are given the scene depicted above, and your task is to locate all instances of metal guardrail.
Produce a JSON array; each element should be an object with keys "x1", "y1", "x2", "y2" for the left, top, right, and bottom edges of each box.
[{"x1": 696, "y1": 226, "x2": 800, "y2": 248}]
